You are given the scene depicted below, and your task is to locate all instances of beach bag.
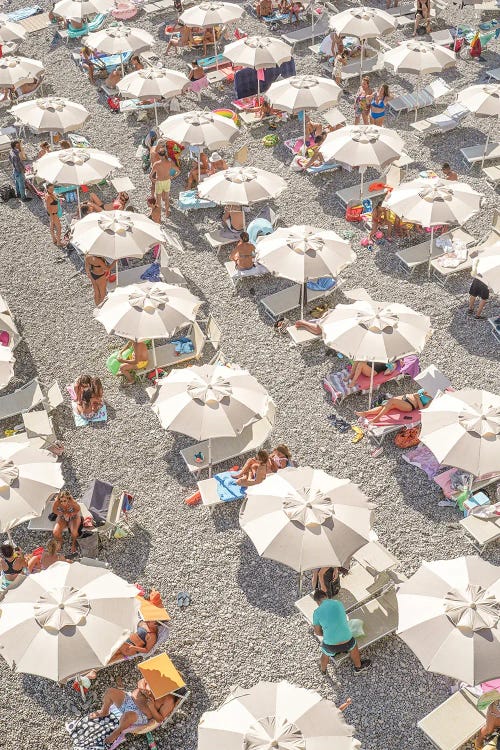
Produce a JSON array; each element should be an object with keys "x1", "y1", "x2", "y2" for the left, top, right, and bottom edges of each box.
[
  {"x1": 394, "y1": 426, "x2": 421, "y2": 449},
  {"x1": 107, "y1": 95, "x2": 121, "y2": 111},
  {"x1": 470, "y1": 31, "x2": 482, "y2": 57},
  {"x1": 262, "y1": 133, "x2": 279, "y2": 147},
  {"x1": 0, "y1": 183, "x2": 15, "y2": 202},
  {"x1": 345, "y1": 204, "x2": 363, "y2": 222}
]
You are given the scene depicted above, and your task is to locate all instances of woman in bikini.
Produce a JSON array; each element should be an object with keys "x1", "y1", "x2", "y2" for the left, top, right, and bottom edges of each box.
[
  {"x1": 348, "y1": 361, "x2": 396, "y2": 386},
  {"x1": 117, "y1": 340, "x2": 150, "y2": 384},
  {"x1": 28, "y1": 538, "x2": 70, "y2": 573},
  {"x1": 475, "y1": 696, "x2": 500, "y2": 749},
  {"x1": 52, "y1": 490, "x2": 82, "y2": 553},
  {"x1": 370, "y1": 84, "x2": 391, "y2": 126},
  {"x1": 354, "y1": 76, "x2": 372, "y2": 125},
  {"x1": 414, "y1": 0, "x2": 431, "y2": 35},
  {"x1": 83, "y1": 191, "x2": 129, "y2": 213},
  {"x1": 74, "y1": 375, "x2": 104, "y2": 417},
  {"x1": 222, "y1": 205, "x2": 245, "y2": 232},
  {"x1": 356, "y1": 389, "x2": 432, "y2": 424},
  {"x1": 0, "y1": 542, "x2": 26, "y2": 589},
  {"x1": 234, "y1": 445, "x2": 293, "y2": 485},
  {"x1": 44, "y1": 183, "x2": 64, "y2": 246},
  {"x1": 110, "y1": 620, "x2": 158, "y2": 661},
  {"x1": 85, "y1": 254, "x2": 114, "y2": 306},
  {"x1": 230, "y1": 232, "x2": 256, "y2": 270}
]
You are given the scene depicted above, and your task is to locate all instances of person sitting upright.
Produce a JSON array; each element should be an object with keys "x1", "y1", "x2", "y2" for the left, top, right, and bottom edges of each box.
[
  {"x1": 230, "y1": 232, "x2": 256, "y2": 270},
  {"x1": 117, "y1": 340, "x2": 150, "y2": 383},
  {"x1": 52, "y1": 490, "x2": 82, "y2": 554},
  {"x1": 0, "y1": 542, "x2": 25, "y2": 589}
]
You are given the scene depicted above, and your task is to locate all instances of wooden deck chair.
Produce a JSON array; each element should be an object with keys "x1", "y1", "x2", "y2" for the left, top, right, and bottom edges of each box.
[{"x1": 417, "y1": 688, "x2": 487, "y2": 750}]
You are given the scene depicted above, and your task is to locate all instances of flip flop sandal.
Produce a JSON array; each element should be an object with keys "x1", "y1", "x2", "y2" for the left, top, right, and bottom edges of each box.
[
  {"x1": 177, "y1": 592, "x2": 191, "y2": 607},
  {"x1": 351, "y1": 426, "x2": 365, "y2": 444},
  {"x1": 438, "y1": 499, "x2": 456, "y2": 507},
  {"x1": 475, "y1": 315, "x2": 487, "y2": 320},
  {"x1": 370, "y1": 446, "x2": 383, "y2": 458}
]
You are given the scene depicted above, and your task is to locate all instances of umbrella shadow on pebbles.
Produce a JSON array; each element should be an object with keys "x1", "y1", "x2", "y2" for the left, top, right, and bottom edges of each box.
[
  {"x1": 236, "y1": 536, "x2": 297, "y2": 617},
  {"x1": 448, "y1": 304, "x2": 500, "y2": 360},
  {"x1": 20, "y1": 674, "x2": 75, "y2": 717}
]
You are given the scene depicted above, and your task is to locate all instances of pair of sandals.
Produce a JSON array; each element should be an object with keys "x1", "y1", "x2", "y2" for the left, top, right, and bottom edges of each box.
[
  {"x1": 177, "y1": 592, "x2": 191, "y2": 607},
  {"x1": 327, "y1": 414, "x2": 350, "y2": 432}
]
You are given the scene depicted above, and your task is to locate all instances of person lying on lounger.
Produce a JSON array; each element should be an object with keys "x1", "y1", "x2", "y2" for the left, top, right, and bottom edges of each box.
[
  {"x1": 356, "y1": 389, "x2": 433, "y2": 424},
  {"x1": 83, "y1": 191, "x2": 129, "y2": 213},
  {"x1": 110, "y1": 621, "x2": 158, "y2": 661},
  {"x1": 348, "y1": 361, "x2": 396, "y2": 386},
  {"x1": 90, "y1": 676, "x2": 175, "y2": 745}
]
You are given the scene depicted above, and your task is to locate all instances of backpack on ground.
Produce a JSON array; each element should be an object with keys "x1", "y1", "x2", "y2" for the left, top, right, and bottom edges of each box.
[{"x1": 0, "y1": 184, "x2": 15, "y2": 202}]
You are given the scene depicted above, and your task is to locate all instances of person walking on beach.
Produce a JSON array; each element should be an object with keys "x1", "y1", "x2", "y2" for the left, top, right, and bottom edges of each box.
[
  {"x1": 9, "y1": 140, "x2": 30, "y2": 202},
  {"x1": 312, "y1": 589, "x2": 371, "y2": 675},
  {"x1": 150, "y1": 146, "x2": 180, "y2": 220}
]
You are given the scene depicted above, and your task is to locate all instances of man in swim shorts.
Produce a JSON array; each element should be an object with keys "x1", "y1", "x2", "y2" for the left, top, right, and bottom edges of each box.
[
  {"x1": 150, "y1": 145, "x2": 180, "y2": 221},
  {"x1": 312, "y1": 589, "x2": 371, "y2": 675}
]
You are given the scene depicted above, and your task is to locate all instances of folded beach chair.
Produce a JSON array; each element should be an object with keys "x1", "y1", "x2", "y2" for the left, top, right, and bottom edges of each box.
[
  {"x1": 460, "y1": 142, "x2": 500, "y2": 169},
  {"x1": 396, "y1": 228, "x2": 475, "y2": 276},
  {"x1": 0, "y1": 379, "x2": 45, "y2": 421},
  {"x1": 410, "y1": 102, "x2": 469, "y2": 137},
  {"x1": 177, "y1": 404, "x2": 275, "y2": 476},
  {"x1": 260, "y1": 279, "x2": 341, "y2": 322},
  {"x1": 295, "y1": 542, "x2": 405, "y2": 616},
  {"x1": 460, "y1": 507, "x2": 500, "y2": 552},
  {"x1": 417, "y1": 687, "x2": 488, "y2": 750},
  {"x1": 388, "y1": 78, "x2": 453, "y2": 119}
]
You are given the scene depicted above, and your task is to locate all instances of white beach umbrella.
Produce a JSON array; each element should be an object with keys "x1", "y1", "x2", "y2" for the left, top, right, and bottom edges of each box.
[
  {"x1": 0, "y1": 56, "x2": 44, "y2": 88},
  {"x1": 149, "y1": 364, "x2": 273, "y2": 471},
  {"x1": 266, "y1": 75, "x2": 341, "y2": 151},
  {"x1": 10, "y1": 97, "x2": 90, "y2": 139},
  {"x1": 319, "y1": 124, "x2": 404, "y2": 193},
  {"x1": 117, "y1": 67, "x2": 189, "y2": 124},
  {"x1": 180, "y1": 1, "x2": 244, "y2": 70},
  {"x1": 255, "y1": 225, "x2": 356, "y2": 317},
  {"x1": 420, "y1": 389, "x2": 500, "y2": 477},
  {"x1": 384, "y1": 40, "x2": 456, "y2": 121},
  {"x1": 0, "y1": 346, "x2": 15, "y2": 392},
  {"x1": 474, "y1": 242, "x2": 500, "y2": 293},
  {"x1": 197, "y1": 166, "x2": 286, "y2": 208},
  {"x1": 457, "y1": 84, "x2": 500, "y2": 166},
  {"x1": 0, "y1": 17, "x2": 26, "y2": 43},
  {"x1": 384, "y1": 178, "x2": 483, "y2": 272},
  {"x1": 240, "y1": 467, "x2": 374, "y2": 577},
  {"x1": 159, "y1": 110, "x2": 239, "y2": 149},
  {"x1": 71, "y1": 210, "x2": 166, "y2": 262},
  {"x1": 0, "y1": 442, "x2": 64, "y2": 534},
  {"x1": 320, "y1": 299, "x2": 431, "y2": 404},
  {"x1": 0, "y1": 561, "x2": 140, "y2": 683},
  {"x1": 329, "y1": 7, "x2": 397, "y2": 80},
  {"x1": 223, "y1": 35, "x2": 292, "y2": 97},
  {"x1": 53, "y1": 0, "x2": 115, "y2": 20},
  {"x1": 198, "y1": 681, "x2": 361, "y2": 750},
  {"x1": 94, "y1": 281, "x2": 202, "y2": 341},
  {"x1": 33, "y1": 148, "x2": 122, "y2": 212},
  {"x1": 396, "y1": 556, "x2": 500, "y2": 685},
  {"x1": 86, "y1": 25, "x2": 154, "y2": 74}
]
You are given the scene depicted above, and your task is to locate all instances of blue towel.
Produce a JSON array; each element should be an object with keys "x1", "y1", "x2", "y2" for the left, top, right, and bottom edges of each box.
[
  {"x1": 278, "y1": 58, "x2": 296, "y2": 79},
  {"x1": 140, "y1": 262, "x2": 162, "y2": 282},
  {"x1": 73, "y1": 403, "x2": 107, "y2": 427},
  {"x1": 7, "y1": 5, "x2": 42, "y2": 21},
  {"x1": 307, "y1": 277, "x2": 336, "y2": 291},
  {"x1": 215, "y1": 471, "x2": 247, "y2": 502},
  {"x1": 172, "y1": 337, "x2": 194, "y2": 355},
  {"x1": 247, "y1": 218, "x2": 273, "y2": 245}
]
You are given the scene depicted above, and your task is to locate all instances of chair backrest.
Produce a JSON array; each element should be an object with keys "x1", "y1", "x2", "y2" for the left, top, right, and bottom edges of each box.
[
  {"x1": 234, "y1": 145, "x2": 249, "y2": 165},
  {"x1": 426, "y1": 77, "x2": 451, "y2": 99},
  {"x1": 45, "y1": 381, "x2": 64, "y2": 411},
  {"x1": 0, "y1": 378, "x2": 45, "y2": 421},
  {"x1": 385, "y1": 164, "x2": 401, "y2": 189},
  {"x1": 206, "y1": 316, "x2": 222, "y2": 350},
  {"x1": 492, "y1": 209, "x2": 500, "y2": 237},
  {"x1": 191, "y1": 320, "x2": 206, "y2": 358}
]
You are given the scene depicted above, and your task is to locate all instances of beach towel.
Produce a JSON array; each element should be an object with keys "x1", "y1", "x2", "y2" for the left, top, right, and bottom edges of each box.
[
  {"x1": 198, "y1": 53, "x2": 225, "y2": 69},
  {"x1": 7, "y1": 5, "x2": 42, "y2": 21},
  {"x1": 278, "y1": 58, "x2": 296, "y2": 79},
  {"x1": 140, "y1": 262, "x2": 162, "y2": 282},
  {"x1": 248, "y1": 218, "x2": 273, "y2": 245},
  {"x1": 369, "y1": 408, "x2": 421, "y2": 427},
  {"x1": 306, "y1": 161, "x2": 340, "y2": 175},
  {"x1": 172, "y1": 337, "x2": 194, "y2": 355},
  {"x1": 323, "y1": 359, "x2": 416, "y2": 404},
  {"x1": 66, "y1": 710, "x2": 120, "y2": 750},
  {"x1": 307, "y1": 277, "x2": 336, "y2": 292},
  {"x1": 230, "y1": 263, "x2": 268, "y2": 278},
  {"x1": 215, "y1": 471, "x2": 247, "y2": 502},
  {"x1": 72, "y1": 403, "x2": 108, "y2": 427},
  {"x1": 178, "y1": 189, "x2": 217, "y2": 211},
  {"x1": 402, "y1": 444, "x2": 442, "y2": 479}
]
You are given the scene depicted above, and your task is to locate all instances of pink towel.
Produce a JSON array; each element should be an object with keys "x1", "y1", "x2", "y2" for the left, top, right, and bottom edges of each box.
[
  {"x1": 353, "y1": 365, "x2": 402, "y2": 391},
  {"x1": 257, "y1": 68, "x2": 265, "y2": 81},
  {"x1": 371, "y1": 409, "x2": 421, "y2": 427}
]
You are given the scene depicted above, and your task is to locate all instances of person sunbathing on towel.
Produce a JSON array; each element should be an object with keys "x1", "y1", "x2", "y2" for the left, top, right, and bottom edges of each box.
[
  {"x1": 348, "y1": 361, "x2": 395, "y2": 386},
  {"x1": 110, "y1": 621, "x2": 158, "y2": 661},
  {"x1": 90, "y1": 677, "x2": 175, "y2": 746},
  {"x1": 74, "y1": 375, "x2": 104, "y2": 417},
  {"x1": 356, "y1": 389, "x2": 432, "y2": 424},
  {"x1": 83, "y1": 191, "x2": 129, "y2": 213},
  {"x1": 230, "y1": 232, "x2": 256, "y2": 270}
]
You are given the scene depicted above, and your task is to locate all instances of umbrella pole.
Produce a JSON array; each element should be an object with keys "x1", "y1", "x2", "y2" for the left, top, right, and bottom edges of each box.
[
  {"x1": 198, "y1": 151, "x2": 201, "y2": 183},
  {"x1": 481, "y1": 116, "x2": 496, "y2": 168},
  {"x1": 359, "y1": 39, "x2": 364, "y2": 83},
  {"x1": 302, "y1": 108, "x2": 306, "y2": 155},
  {"x1": 428, "y1": 226, "x2": 434, "y2": 278},
  {"x1": 77, "y1": 187, "x2": 82, "y2": 219},
  {"x1": 299, "y1": 570, "x2": 303, "y2": 595},
  {"x1": 120, "y1": 52, "x2": 124, "y2": 78},
  {"x1": 415, "y1": 76, "x2": 420, "y2": 123},
  {"x1": 257, "y1": 76, "x2": 260, "y2": 101},
  {"x1": 360, "y1": 167, "x2": 365, "y2": 199},
  {"x1": 154, "y1": 100, "x2": 158, "y2": 127},
  {"x1": 214, "y1": 29, "x2": 218, "y2": 71},
  {"x1": 6, "y1": 529, "x2": 13, "y2": 545},
  {"x1": 208, "y1": 437, "x2": 212, "y2": 478},
  {"x1": 301, "y1": 282, "x2": 304, "y2": 320},
  {"x1": 368, "y1": 361, "x2": 375, "y2": 409}
]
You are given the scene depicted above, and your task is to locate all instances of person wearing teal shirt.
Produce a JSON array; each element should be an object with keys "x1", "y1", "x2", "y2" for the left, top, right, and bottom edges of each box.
[{"x1": 312, "y1": 589, "x2": 371, "y2": 675}]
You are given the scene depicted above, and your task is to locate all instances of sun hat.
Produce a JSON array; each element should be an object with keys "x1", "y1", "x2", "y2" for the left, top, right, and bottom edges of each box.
[{"x1": 209, "y1": 152, "x2": 222, "y2": 163}]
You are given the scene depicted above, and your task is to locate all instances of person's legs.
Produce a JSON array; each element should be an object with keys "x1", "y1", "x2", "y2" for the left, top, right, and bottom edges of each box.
[
  {"x1": 468, "y1": 295, "x2": 477, "y2": 313},
  {"x1": 68, "y1": 517, "x2": 80, "y2": 553},
  {"x1": 93, "y1": 276, "x2": 108, "y2": 306},
  {"x1": 53, "y1": 520, "x2": 66, "y2": 550},
  {"x1": 319, "y1": 651, "x2": 330, "y2": 672},
  {"x1": 294, "y1": 320, "x2": 321, "y2": 334},
  {"x1": 362, "y1": 111, "x2": 369, "y2": 125},
  {"x1": 49, "y1": 216, "x2": 57, "y2": 244},
  {"x1": 162, "y1": 190, "x2": 170, "y2": 217},
  {"x1": 14, "y1": 171, "x2": 26, "y2": 200},
  {"x1": 476, "y1": 298, "x2": 487, "y2": 317},
  {"x1": 119, "y1": 362, "x2": 136, "y2": 383},
  {"x1": 105, "y1": 711, "x2": 140, "y2": 745},
  {"x1": 54, "y1": 215, "x2": 62, "y2": 245},
  {"x1": 90, "y1": 688, "x2": 126, "y2": 719},
  {"x1": 348, "y1": 644, "x2": 362, "y2": 668}
]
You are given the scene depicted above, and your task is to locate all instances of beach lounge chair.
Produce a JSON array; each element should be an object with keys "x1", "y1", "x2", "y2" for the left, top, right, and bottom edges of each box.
[
  {"x1": 20, "y1": 11, "x2": 51, "y2": 33},
  {"x1": 335, "y1": 181, "x2": 389, "y2": 209},
  {"x1": 224, "y1": 260, "x2": 269, "y2": 290},
  {"x1": 108, "y1": 263, "x2": 187, "y2": 289},
  {"x1": 21, "y1": 410, "x2": 58, "y2": 451},
  {"x1": 387, "y1": 78, "x2": 453, "y2": 119},
  {"x1": 281, "y1": 13, "x2": 329, "y2": 45},
  {"x1": 27, "y1": 499, "x2": 92, "y2": 531},
  {"x1": 460, "y1": 507, "x2": 500, "y2": 552},
  {"x1": 431, "y1": 210, "x2": 500, "y2": 283},
  {"x1": 82, "y1": 479, "x2": 135, "y2": 539},
  {"x1": 177, "y1": 404, "x2": 276, "y2": 476},
  {"x1": 429, "y1": 28, "x2": 455, "y2": 45},
  {"x1": 295, "y1": 542, "x2": 405, "y2": 616},
  {"x1": 260, "y1": 279, "x2": 341, "y2": 322},
  {"x1": 135, "y1": 321, "x2": 208, "y2": 382},
  {"x1": 410, "y1": 102, "x2": 469, "y2": 137},
  {"x1": 323, "y1": 52, "x2": 384, "y2": 82},
  {"x1": 417, "y1": 687, "x2": 487, "y2": 750},
  {"x1": 482, "y1": 165, "x2": 500, "y2": 188},
  {"x1": 486, "y1": 68, "x2": 500, "y2": 83},
  {"x1": 460, "y1": 142, "x2": 500, "y2": 169},
  {"x1": 322, "y1": 355, "x2": 420, "y2": 404},
  {"x1": 0, "y1": 379, "x2": 45, "y2": 421},
  {"x1": 177, "y1": 189, "x2": 218, "y2": 212},
  {"x1": 396, "y1": 228, "x2": 475, "y2": 276}
]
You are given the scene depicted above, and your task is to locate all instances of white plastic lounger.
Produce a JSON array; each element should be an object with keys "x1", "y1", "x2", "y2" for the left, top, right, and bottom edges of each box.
[
  {"x1": 417, "y1": 688, "x2": 487, "y2": 750},
  {"x1": 224, "y1": 260, "x2": 269, "y2": 290},
  {"x1": 460, "y1": 142, "x2": 500, "y2": 168},
  {"x1": 0, "y1": 379, "x2": 45, "y2": 421},
  {"x1": 334, "y1": 590, "x2": 399, "y2": 663},
  {"x1": 179, "y1": 409, "x2": 275, "y2": 476},
  {"x1": 204, "y1": 228, "x2": 240, "y2": 250},
  {"x1": 28, "y1": 500, "x2": 91, "y2": 531},
  {"x1": 281, "y1": 15, "x2": 329, "y2": 45},
  {"x1": 396, "y1": 228, "x2": 475, "y2": 275},
  {"x1": 260, "y1": 281, "x2": 339, "y2": 322},
  {"x1": 139, "y1": 321, "x2": 207, "y2": 378},
  {"x1": 388, "y1": 78, "x2": 452, "y2": 118},
  {"x1": 429, "y1": 28, "x2": 454, "y2": 45},
  {"x1": 286, "y1": 325, "x2": 321, "y2": 346},
  {"x1": 483, "y1": 165, "x2": 500, "y2": 188},
  {"x1": 335, "y1": 182, "x2": 388, "y2": 208},
  {"x1": 410, "y1": 103, "x2": 469, "y2": 136},
  {"x1": 486, "y1": 68, "x2": 500, "y2": 82},
  {"x1": 461, "y1": 511, "x2": 500, "y2": 552},
  {"x1": 322, "y1": 51, "x2": 381, "y2": 80}
]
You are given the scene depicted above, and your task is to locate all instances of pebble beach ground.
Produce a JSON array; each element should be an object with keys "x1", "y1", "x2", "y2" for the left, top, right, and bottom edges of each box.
[{"x1": 0, "y1": 0, "x2": 499, "y2": 747}]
